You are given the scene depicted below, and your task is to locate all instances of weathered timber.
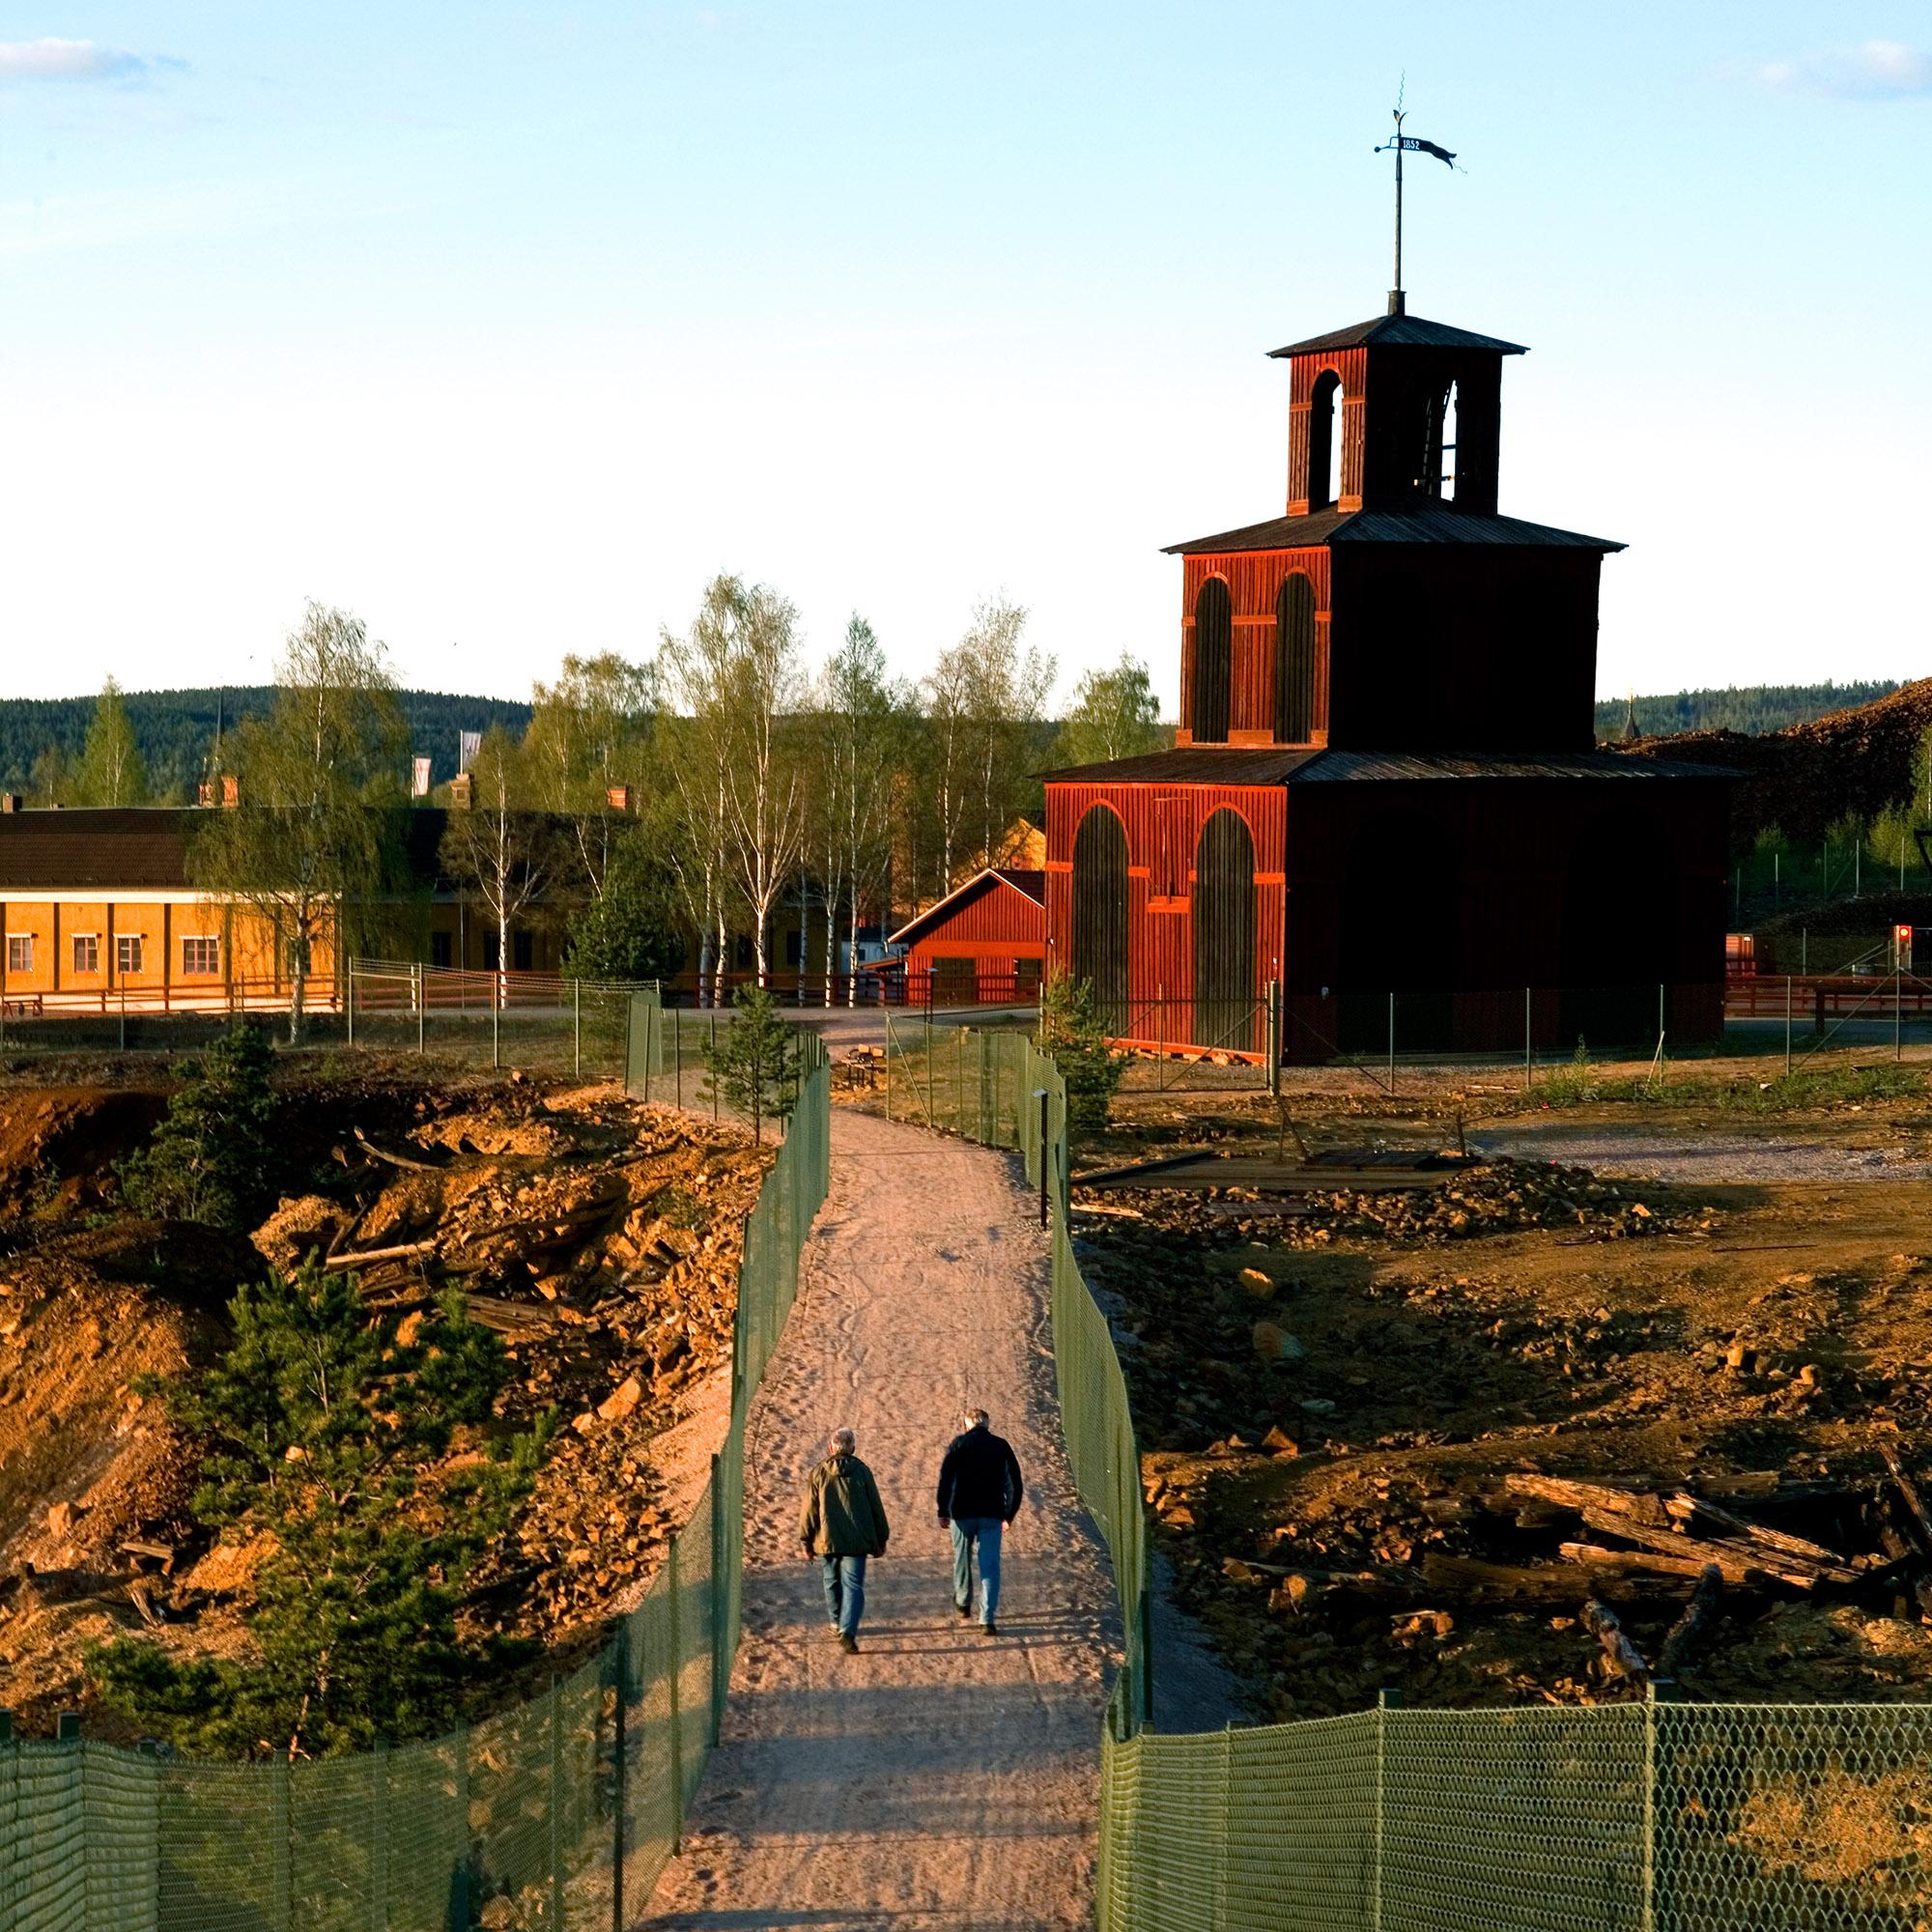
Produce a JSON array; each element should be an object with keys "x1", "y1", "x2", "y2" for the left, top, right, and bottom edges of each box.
[
  {"x1": 326, "y1": 1239, "x2": 440, "y2": 1269},
  {"x1": 1582, "y1": 1599, "x2": 1649, "y2": 1685},
  {"x1": 1657, "y1": 1565, "x2": 1722, "y2": 1680},
  {"x1": 353, "y1": 1128, "x2": 443, "y2": 1173}
]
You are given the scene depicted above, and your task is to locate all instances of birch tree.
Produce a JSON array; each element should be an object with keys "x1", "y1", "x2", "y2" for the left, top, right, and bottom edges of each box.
[
  {"x1": 438, "y1": 727, "x2": 557, "y2": 1005},
  {"x1": 961, "y1": 597, "x2": 1053, "y2": 873},
  {"x1": 523, "y1": 653, "x2": 655, "y2": 899},
  {"x1": 1057, "y1": 653, "x2": 1166, "y2": 767},
  {"x1": 922, "y1": 639, "x2": 976, "y2": 898},
  {"x1": 73, "y1": 676, "x2": 148, "y2": 807},
  {"x1": 188, "y1": 604, "x2": 409, "y2": 1040}
]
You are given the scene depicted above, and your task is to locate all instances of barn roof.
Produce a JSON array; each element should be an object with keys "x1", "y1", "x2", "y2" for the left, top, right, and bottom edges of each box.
[
  {"x1": 888, "y1": 867, "x2": 1046, "y2": 948},
  {"x1": 1163, "y1": 506, "x2": 1624, "y2": 555},
  {"x1": 0, "y1": 806, "x2": 453, "y2": 891},
  {"x1": 1040, "y1": 748, "x2": 1740, "y2": 787},
  {"x1": 1268, "y1": 313, "x2": 1528, "y2": 358}
]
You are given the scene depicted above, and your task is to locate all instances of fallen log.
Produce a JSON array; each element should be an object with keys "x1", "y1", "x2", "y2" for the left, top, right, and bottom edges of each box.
[
  {"x1": 1658, "y1": 1565, "x2": 1722, "y2": 1679},
  {"x1": 353, "y1": 1128, "x2": 442, "y2": 1173},
  {"x1": 1582, "y1": 1599, "x2": 1650, "y2": 1685},
  {"x1": 1883, "y1": 1446, "x2": 1932, "y2": 1555},
  {"x1": 1418, "y1": 1553, "x2": 1697, "y2": 1605},
  {"x1": 1558, "y1": 1542, "x2": 1723, "y2": 1583},
  {"x1": 327, "y1": 1239, "x2": 440, "y2": 1269}
]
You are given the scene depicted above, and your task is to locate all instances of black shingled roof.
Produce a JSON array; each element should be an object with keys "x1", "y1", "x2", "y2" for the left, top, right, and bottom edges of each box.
[
  {"x1": 1162, "y1": 506, "x2": 1624, "y2": 556},
  {"x1": 1268, "y1": 312, "x2": 1528, "y2": 358},
  {"x1": 1039, "y1": 748, "x2": 1741, "y2": 787}
]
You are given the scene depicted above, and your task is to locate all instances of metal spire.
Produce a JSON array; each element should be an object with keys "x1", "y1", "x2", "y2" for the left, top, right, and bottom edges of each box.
[{"x1": 1374, "y1": 93, "x2": 1459, "y2": 317}]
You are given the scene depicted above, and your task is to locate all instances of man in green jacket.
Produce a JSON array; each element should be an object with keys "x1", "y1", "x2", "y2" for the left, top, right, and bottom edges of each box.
[{"x1": 799, "y1": 1427, "x2": 891, "y2": 1654}]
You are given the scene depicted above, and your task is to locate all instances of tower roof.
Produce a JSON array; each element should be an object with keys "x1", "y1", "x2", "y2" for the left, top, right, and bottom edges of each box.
[
  {"x1": 1161, "y1": 506, "x2": 1624, "y2": 556},
  {"x1": 1268, "y1": 312, "x2": 1528, "y2": 359}
]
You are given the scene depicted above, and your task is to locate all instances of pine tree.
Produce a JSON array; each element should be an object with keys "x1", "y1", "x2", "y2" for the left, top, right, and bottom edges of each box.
[
  {"x1": 1037, "y1": 974, "x2": 1121, "y2": 1145},
  {"x1": 700, "y1": 984, "x2": 802, "y2": 1144},
  {"x1": 117, "y1": 1024, "x2": 280, "y2": 1230}
]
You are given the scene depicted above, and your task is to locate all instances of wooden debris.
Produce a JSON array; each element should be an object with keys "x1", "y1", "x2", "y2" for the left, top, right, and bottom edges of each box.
[
  {"x1": 327, "y1": 1239, "x2": 440, "y2": 1269},
  {"x1": 120, "y1": 1540, "x2": 176, "y2": 1574},
  {"x1": 1658, "y1": 1565, "x2": 1722, "y2": 1679},
  {"x1": 353, "y1": 1128, "x2": 442, "y2": 1173},
  {"x1": 1582, "y1": 1599, "x2": 1649, "y2": 1685}
]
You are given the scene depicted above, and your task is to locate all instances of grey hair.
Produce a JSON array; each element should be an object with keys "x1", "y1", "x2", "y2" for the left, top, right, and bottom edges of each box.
[
  {"x1": 964, "y1": 1407, "x2": 988, "y2": 1428},
  {"x1": 829, "y1": 1428, "x2": 856, "y2": 1454}
]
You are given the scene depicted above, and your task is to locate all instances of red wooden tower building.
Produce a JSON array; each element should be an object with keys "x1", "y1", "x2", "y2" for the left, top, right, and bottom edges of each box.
[{"x1": 1041, "y1": 296, "x2": 1735, "y2": 1063}]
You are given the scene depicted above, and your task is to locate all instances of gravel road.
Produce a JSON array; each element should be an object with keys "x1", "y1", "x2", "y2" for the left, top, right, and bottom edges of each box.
[
  {"x1": 1474, "y1": 1121, "x2": 1932, "y2": 1184},
  {"x1": 642, "y1": 1109, "x2": 1118, "y2": 1930}
]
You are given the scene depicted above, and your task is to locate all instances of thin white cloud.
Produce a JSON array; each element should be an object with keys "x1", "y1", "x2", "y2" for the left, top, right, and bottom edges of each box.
[
  {"x1": 0, "y1": 37, "x2": 167, "y2": 83},
  {"x1": 1751, "y1": 39, "x2": 1932, "y2": 99}
]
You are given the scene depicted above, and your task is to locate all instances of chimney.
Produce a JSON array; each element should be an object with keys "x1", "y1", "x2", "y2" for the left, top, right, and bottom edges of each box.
[
  {"x1": 197, "y1": 781, "x2": 214, "y2": 808},
  {"x1": 448, "y1": 772, "x2": 474, "y2": 810},
  {"x1": 221, "y1": 775, "x2": 240, "y2": 809},
  {"x1": 606, "y1": 784, "x2": 632, "y2": 812},
  {"x1": 0, "y1": 794, "x2": 20, "y2": 813}
]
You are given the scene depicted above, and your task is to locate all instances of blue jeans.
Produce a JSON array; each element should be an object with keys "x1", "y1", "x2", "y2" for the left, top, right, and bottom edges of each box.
[
  {"x1": 819, "y1": 1553, "x2": 866, "y2": 1638},
  {"x1": 950, "y1": 1518, "x2": 1003, "y2": 1624}
]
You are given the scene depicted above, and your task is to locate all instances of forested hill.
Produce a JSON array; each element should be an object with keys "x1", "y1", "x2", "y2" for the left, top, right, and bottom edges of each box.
[
  {"x1": 1595, "y1": 681, "x2": 1902, "y2": 741},
  {"x1": 0, "y1": 687, "x2": 533, "y2": 803}
]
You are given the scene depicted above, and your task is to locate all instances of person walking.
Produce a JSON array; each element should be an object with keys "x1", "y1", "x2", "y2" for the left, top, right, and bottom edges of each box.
[
  {"x1": 936, "y1": 1406, "x2": 1024, "y2": 1636},
  {"x1": 799, "y1": 1427, "x2": 890, "y2": 1654}
]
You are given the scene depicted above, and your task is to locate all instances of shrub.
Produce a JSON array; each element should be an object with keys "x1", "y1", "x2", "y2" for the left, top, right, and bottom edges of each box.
[
  {"x1": 1037, "y1": 974, "x2": 1122, "y2": 1144},
  {"x1": 700, "y1": 984, "x2": 803, "y2": 1144},
  {"x1": 91, "y1": 1258, "x2": 546, "y2": 1758},
  {"x1": 117, "y1": 1023, "x2": 279, "y2": 1230}
]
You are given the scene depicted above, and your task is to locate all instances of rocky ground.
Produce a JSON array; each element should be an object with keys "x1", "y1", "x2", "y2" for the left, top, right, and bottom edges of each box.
[
  {"x1": 1065, "y1": 1065, "x2": 1932, "y2": 1719},
  {"x1": 0, "y1": 1072, "x2": 766, "y2": 1737}
]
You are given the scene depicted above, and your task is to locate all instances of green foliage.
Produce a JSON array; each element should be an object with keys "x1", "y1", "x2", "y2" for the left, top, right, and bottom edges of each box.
[
  {"x1": 117, "y1": 1024, "x2": 279, "y2": 1230},
  {"x1": 700, "y1": 984, "x2": 802, "y2": 1143},
  {"x1": 90, "y1": 1259, "x2": 544, "y2": 1758},
  {"x1": 1055, "y1": 653, "x2": 1168, "y2": 769},
  {"x1": 562, "y1": 832, "x2": 686, "y2": 982},
  {"x1": 1037, "y1": 974, "x2": 1122, "y2": 1144},
  {"x1": 71, "y1": 677, "x2": 148, "y2": 807},
  {"x1": 0, "y1": 686, "x2": 531, "y2": 806},
  {"x1": 1596, "y1": 681, "x2": 1901, "y2": 741}
]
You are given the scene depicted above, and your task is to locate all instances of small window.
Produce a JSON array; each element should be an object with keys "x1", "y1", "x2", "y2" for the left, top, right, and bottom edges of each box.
[
  {"x1": 182, "y1": 935, "x2": 219, "y2": 976},
  {"x1": 511, "y1": 930, "x2": 533, "y2": 972},
  {"x1": 430, "y1": 931, "x2": 453, "y2": 969},
  {"x1": 1310, "y1": 369, "x2": 1343, "y2": 508},
  {"x1": 6, "y1": 934, "x2": 32, "y2": 974},
  {"x1": 1014, "y1": 956, "x2": 1042, "y2": 997},
  {"x1": 784, "y1": 927, "x2": 804, "y2": 967},
  {"x1": 116, "y1": 933, "x2": 144, "y2": 976},
  {"x1": 72, "y1": 933, "x2": 100, "y2": 975},
  {"x1": 483, "y1": 933, "x2": 500, "y2": 971}
]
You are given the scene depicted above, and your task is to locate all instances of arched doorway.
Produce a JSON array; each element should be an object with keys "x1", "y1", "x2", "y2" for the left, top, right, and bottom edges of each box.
[
  {"x1": 1193, "y1": 808, "x2": 1256, "y2": 1051},
  {"x1": 1275, "y1": 573, "x2": 1316, "y2": 743},
  {"x1": 1191, "y1": 579, "x2": 1231, "y2": 744},
  {"x1": 1071, "y1": 804, "x2": 1130, "y2": 1035},
  {"x1": 1559, "y1": 810, "x2": 1677, "y2": 1046},
  {"x1": 1310, "y1": 369, "x2": 1343, "y2": 509}
]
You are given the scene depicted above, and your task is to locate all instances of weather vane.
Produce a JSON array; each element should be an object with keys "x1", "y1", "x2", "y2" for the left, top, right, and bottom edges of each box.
[{"x1": 1374, "y1": 84, "x2": 1458, "y2": 315}]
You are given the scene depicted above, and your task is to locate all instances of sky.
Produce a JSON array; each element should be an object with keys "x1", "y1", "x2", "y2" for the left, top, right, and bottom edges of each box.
[{"x1": 0, "y1": 3, "x2": 1928, "y2": 715}]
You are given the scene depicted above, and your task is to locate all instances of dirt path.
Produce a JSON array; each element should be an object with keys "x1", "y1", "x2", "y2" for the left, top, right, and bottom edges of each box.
[{"x1": 642, "y1": 1108, "x2": 1117, "y2": 1932}]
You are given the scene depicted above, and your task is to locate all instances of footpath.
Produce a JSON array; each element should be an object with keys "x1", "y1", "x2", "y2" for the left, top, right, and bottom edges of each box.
[{"x1": 642, "y1": 1106, "x2": 1117, "y2": 1931}]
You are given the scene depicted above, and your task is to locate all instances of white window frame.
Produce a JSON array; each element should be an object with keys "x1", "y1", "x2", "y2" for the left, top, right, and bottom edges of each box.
[
  {"x1": 182, "y1": 934, "x2": 220, "y2": 976},
  {"x1": 116, "y1": 932, "x2": 144, "y2": 976},
  {"x1": 71, "y1": 932, "x2": 100, "y2": 975},
  {"x1": 5, "y1": 933, "x2": 32, "y2": 975}
]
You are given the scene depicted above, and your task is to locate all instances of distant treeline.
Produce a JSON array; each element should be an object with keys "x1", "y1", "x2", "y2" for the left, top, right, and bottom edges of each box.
[
  {"x1": 1595, "y1": 682, "x2": 1902, "y2": 741},
  {"x1": 0, "y1": 687, "x2": 533, "y2": 804}
]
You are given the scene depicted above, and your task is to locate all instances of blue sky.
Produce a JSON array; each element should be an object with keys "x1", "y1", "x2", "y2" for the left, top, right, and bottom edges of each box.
[{"x1": 1, "y1": 3, "x2": 1927, "y2": 711}]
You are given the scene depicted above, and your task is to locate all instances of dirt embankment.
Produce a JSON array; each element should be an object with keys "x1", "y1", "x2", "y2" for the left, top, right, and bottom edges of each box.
[
  {"x1": 0, "y1": 1076, "x2": 767, "y2": 1737},
  {"x1": 1076, "y1": 1076, "x2": 1932, "y2": 1719}
]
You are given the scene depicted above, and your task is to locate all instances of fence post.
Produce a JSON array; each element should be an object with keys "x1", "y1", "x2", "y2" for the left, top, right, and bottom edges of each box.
[
  {"x1": 675, "y1": 1009, "x2": 683, "y2": 1109},
  {"x1": 452, "y1": 1720, "x2": 470, "y2": 1931},
  {"x1": 346, "y1": 967, "x2": 355, "y2": 1049},
  {"x1": 1266, "y1": 980, "x2": 1281, "y2": 1096},
  {"x1": 1524, "y1": 986, "x2": 1532, "y2": 1090},
  {"x1": 611, "y1": 1635, "x2": 627, "y2": 1932},
  {"x1": 1640, "y1": 1679, "x2": 1677, "y2": 1932},
  {"x1": 1785, "y1": 976, "x2": 1793, "y2": 1079},
  {"x1": 668, "y1": 1535, "x2": 684, "y2": 1856},
  {"x1": 574, "y1": 980, "x2": 582, "y2": 1080},
  {"x1": 1386, "y1": 991, "x2": 1395, "y2": 1096},
  {"x1": 710, "y1": 1452, "x2": 726, "y2": 1747},
  {"x1": 1372, "y1": 1689, "x2": 1401, "y2": 1932},
  {"x1": 1037, "y1": 1090, "x2": 1050, "y2": 1229},
  {"x1": 271, "y1": 1751, "x2": 294, "y2": 1932},
  {"x1": 1896, "y1": 969, "x2": 1904, "y2": 1063},
  {"x1": 549, "y1": 1678, "x2": 566, "y2": 1930},
  {"x1": 370, "y1": 1739, "x2": 388, "y2": 1932},
  {"x1": 416, "y1": 964, "x2": 425, "y2": 1056},
  {"x1": 492, "y1": 997, "x2": 499, "y2": 1071},
  {"x1": 711, "y1": 1012, "x2": 719, "y2": 1120}
]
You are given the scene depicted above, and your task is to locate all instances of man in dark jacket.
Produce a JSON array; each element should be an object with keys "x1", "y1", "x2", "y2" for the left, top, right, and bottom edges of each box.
[
  {"x1": 799, "y1": 1427, "x2": 891, "y2": 1653},
  {"x1": 935, "y1": 1407, "x2": 1024, "y2": 1635}
]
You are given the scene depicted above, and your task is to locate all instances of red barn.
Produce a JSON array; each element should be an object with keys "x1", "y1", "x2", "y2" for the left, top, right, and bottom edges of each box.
[
  {"x1": 891, "y1": 867, "x2": 1045, "y2": 1005},
  {"x1": 1043, "y1": 297, "x2": 1736, "y2": 1063}
]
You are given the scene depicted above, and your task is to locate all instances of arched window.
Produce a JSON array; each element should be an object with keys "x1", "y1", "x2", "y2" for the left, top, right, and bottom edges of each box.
[
  {"x1": 1274, "y1": 573, "x2": 1316, "y2": 743},
  {"x1": 1192, "y1": 809, "x2": 1256, "y2": 1051},
  {"x1": 1422, "y1": 378, "x2": 1460, "y2": 499},
  {"x1": 1191, "y1": 578, "x2": 1231, "y2": 744},
  {"x1": 1309, "y1": 370, "x2": 1343, "y2": 509},
  {"x1": 1071, "y1": 805, "x2": 1130, "y2": 1034}
]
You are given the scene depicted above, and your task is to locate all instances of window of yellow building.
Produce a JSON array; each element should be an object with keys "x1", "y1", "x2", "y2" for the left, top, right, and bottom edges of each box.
[
  {"x1": 72, "y1": 933, "x2": 99, "y2": 974},
  {"x1": 6, "y1": 934, "x2": 31, "y2": 974},
  {"x1": 183, "y1": 935, "x2": 219, "y2": 975},
  {"x1": 116, "y1": 934, "x2": 144, "y2": 976}
]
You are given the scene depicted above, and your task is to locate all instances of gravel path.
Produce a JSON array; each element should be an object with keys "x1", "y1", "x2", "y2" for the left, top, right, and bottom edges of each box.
[
  {"x1": 641, "y1": 1108, "x2": 1117, "y2": 1931},
  {"x1": 1475, "y1": 1121, "x2": 1932, "y2": 1184}
]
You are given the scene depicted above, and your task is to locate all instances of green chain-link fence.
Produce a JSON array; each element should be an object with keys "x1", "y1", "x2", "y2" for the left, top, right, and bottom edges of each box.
[
  {"x1": 0, "y1": 992, "x2": 829, "y2": 1932},
  {"x1": 887, "y1": 1018, "x2": 1932, "y2": 1932}
]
